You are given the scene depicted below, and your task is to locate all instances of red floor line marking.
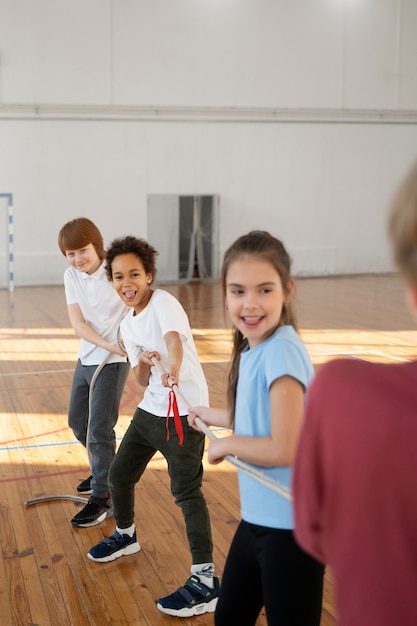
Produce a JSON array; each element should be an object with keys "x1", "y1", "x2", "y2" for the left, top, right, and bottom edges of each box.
[
  {"x1": 1, "y1": 464, "x2": 146, "y2": 486},
  {"x1": 120, "y1": 380, "x2": 139, "y2": 408},
  {"x1": 0, "y1": 384, "x2": 72, "y2": 393},
  {"x1": 0, "y1": 427, "x2": 71, "y2": 446},
  {"x1": 0, "y1": 448, "x2": 209, "y2": 485},
  {"x1": 0, "y1": 467, "x2": 89, "y2": 484}
]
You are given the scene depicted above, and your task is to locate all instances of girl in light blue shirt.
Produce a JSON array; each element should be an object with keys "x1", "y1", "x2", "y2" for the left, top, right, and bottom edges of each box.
[{"x1": 189, "y1": 230, "x2": 324, "y2": 626}]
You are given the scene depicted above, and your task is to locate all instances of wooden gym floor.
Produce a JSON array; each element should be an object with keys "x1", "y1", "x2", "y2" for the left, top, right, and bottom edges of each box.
[{"x1": 0, "y1": 274, "x2": 416, "y2": 625}]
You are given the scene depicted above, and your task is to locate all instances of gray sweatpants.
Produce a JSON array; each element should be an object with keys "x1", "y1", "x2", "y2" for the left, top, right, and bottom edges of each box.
[{"x1": 68, "y1": 359, "x2": 130, "y2": 498}]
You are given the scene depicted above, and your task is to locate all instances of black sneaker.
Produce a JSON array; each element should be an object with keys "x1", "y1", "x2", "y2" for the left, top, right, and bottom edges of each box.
[
  {"x1": 71, "y1": 497, "x2": 113, "y2": 528},
  {"x1": 77, "y1": 475, "x2": 93, "y2": 494},
  {"x1": 157, "y1": 575, "x2": 220, "y2": 617},
  {"x1": 87, "y1": 530, "x2": 141, "y2": 562}
]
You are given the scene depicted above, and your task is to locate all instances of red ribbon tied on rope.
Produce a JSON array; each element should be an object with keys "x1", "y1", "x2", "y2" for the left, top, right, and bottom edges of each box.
[{"x1": 165, "y1": 384, "x2": 184, "y2": 446}]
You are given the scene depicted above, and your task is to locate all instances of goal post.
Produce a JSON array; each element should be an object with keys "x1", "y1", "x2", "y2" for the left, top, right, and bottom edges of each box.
[{"x1": 0, "y1": 193, "x2": 14, "y2": 292}]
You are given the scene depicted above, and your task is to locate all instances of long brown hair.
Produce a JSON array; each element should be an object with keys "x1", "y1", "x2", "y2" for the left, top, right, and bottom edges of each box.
[
  {"x1": 389, "y1": 160, "x2": 417, "y2": 287},
  {"x1": 221, "y1": 230, "x2": 297, "y2": 421}
]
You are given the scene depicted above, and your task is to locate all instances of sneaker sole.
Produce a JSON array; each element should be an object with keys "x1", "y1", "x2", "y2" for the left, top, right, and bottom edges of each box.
[
  {"x1": 156, "y1": 597, "x2": 218, "y2": 617},
  {"x1": 87, "y1": 541, "x2": 141, "y2": 563},
  {"x1": 71, "y1": 508, "x2": 113, "y2": 528},
  {"x1": 77, "y1": 488, "x2": 92, "y2": 495}
]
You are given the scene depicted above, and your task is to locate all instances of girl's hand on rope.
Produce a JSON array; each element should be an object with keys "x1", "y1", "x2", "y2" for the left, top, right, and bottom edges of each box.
[
  {"x1": 188, "y1": 406, "x2": 209, "y2": 431},
  {"x1": 207, "y1": 438, "x2": 227, "y2": 466},
  {"x1": 188, "y1": 406, "x2": 232, "y2": 430}
]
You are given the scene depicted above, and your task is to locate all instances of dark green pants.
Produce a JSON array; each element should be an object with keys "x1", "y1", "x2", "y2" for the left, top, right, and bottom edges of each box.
[{"x1": 109, "y1": 407, "x2": 213, "y2": 564}]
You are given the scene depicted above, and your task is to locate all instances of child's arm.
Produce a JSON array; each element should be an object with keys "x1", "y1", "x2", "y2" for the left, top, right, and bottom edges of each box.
[
  {"x1": 162, "y1": 331, "x2": 183, "y2": 386},
  {"x1": 133, "y1": 352, "x2": 155, "y2": 387},
  {"x1": 206, "y1": 375, "x2": 304, "y2": 467},
  {"x1": 188, "y1": 406, "x2": 232, "y2": 430},
  {"x1": 67, "y1": 303, "x2": 126, "y2": 357}
]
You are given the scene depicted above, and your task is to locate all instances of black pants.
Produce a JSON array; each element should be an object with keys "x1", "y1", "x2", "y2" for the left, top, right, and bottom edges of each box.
[
  {"x1": 215, "y1": 520, "x2": 324, "y2": 626},
  {"x1": 109, "y1": 407, "x2": 213, "y2": 564}
]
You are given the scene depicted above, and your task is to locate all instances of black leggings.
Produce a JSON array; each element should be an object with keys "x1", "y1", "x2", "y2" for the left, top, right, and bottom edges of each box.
[{"x1": 215, "y1": 520, "x2": 324, "y2": 626}]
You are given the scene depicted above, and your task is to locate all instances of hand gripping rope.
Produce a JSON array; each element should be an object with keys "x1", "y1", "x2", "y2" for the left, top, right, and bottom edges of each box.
[{"x1": 149, "y1": 355, "x2": 292, "y2": 501}]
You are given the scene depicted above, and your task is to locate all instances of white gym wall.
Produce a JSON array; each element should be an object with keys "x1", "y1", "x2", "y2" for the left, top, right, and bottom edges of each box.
[{"x1": 0, "y1": 0, "x2": 416, "y2": 287}]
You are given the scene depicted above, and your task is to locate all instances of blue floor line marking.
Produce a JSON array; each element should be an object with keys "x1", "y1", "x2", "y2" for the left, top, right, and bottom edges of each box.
[{"x1": 0, "y1": 428, "x2": 228, "y2": 452}]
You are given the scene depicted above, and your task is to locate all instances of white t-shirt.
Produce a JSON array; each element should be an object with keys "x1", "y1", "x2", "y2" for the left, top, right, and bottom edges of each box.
[
  {"x1": 64, "y1": 262, "x2": 128, "y2": 366},
  {"x1": 120, "y1": 288, "x2": 209, "y2": 416}
]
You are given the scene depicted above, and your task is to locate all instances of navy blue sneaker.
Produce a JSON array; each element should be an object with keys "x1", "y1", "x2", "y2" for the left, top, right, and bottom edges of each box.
[
  {"x1": 87, "y1": 530, "x2": 140, "y2": 562},
  {"x1": 157, "y1": 575, "x2": 220, "y2": 617}
]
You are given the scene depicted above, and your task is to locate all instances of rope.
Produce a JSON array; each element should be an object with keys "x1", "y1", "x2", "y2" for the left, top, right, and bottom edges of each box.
[
  {"x1": 86, "y1": 315, "x2": 129, "y2": 451},
  {"x1": 149, "y1": 355, "x2": 292, "y2": 501},
  {"x1": 25, "y1": 331, "x2": 123, "y2": 509},
  {"x1": 24, "y1": 358, "x2": 111, "y2": 509},
  {"x1": 25, "y1": 494, "x2": 89, "y2": 507},
  {"x1": 88, "y1": 353, "x2": 111, "y2": 415}
]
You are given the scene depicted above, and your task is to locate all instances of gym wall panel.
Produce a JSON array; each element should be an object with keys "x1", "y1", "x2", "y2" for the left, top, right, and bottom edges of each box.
[
  {"x1": 343, "y1": 0, "x2": 399, "y2": 109},
  {"x1": 398, "y1": 0, "x2": 417, "y2": 109},
  {"x1": 0, "y1": 0, "x2": 110, "y2": 104},
  {"x1": 2, "y1": 118, "x2": 417, "y2": 287},
  {"x1": 111, "y1": 0, "x2": 342, "y2": 108}
]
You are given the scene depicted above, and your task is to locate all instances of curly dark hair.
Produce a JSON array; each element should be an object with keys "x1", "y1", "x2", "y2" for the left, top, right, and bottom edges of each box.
[{"x1": 105, "y1": 236, "x2": 159, "y2": 282}]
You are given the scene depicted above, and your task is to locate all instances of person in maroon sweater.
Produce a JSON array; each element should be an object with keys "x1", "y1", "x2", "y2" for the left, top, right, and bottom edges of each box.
[{"x1": 292, "y1": 160, "x2": 417, "y2": 626}]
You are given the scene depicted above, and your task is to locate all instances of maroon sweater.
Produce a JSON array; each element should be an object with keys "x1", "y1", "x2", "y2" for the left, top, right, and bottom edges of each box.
[{"x1": 293, "y1": 357, "x2": 417, "y2": 626}]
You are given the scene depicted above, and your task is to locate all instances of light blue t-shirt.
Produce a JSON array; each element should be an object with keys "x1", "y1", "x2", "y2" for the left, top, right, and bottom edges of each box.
[{"x1": 235, "y1": 325, "x2": 314, "y2": 530}]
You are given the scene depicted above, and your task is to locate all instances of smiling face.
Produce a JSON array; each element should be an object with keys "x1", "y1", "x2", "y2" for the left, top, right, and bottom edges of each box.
[
  {"x1": 110, "y1": 252, "x2": 153, "y2": 314},
  {"x1": 65, "y1": 243, "x2": 101, "y2": 275},
  {"x1": 225, "y1": 255, "x2": 293, "y2": 348}
]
